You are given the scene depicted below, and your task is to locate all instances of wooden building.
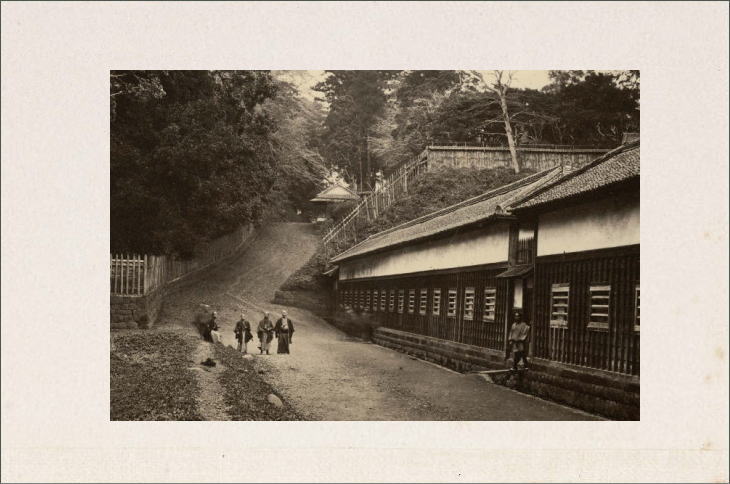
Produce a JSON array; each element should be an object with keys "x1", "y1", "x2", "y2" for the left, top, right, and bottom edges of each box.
[
  {"x1": 511, "y1": 139, "x2": 640, "y2": 377},
  {"x1": 310, "y1": 183, "x2": 360, "y2": 221},
  {"x1": 330, "y1": 168, "x2": 562, "y2": 352},
  {"x1": 328, "y1": 139, "x2": 640, "y2": 419}
]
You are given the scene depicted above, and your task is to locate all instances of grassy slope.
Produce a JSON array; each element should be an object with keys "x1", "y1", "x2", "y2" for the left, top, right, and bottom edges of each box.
[
  {"x1": 111, "y1": 329, "x2": 202, "y2": 420},
  {"x1": 280, "y1": 166, "x2": 535, "y2": 294},
  {"x1": 111, "y1": 328, "x2": 301, "y2": 421},
  {"x1": 214, "y1": 344, "x2": 300, "y2": 420}
]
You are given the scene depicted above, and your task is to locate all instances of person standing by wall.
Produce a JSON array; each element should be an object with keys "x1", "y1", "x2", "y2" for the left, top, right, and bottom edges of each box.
[
  {"x1": 234, "y1": 312, "x2": 252, "y2": 354},
  {"x1": 274, "y1": 310, "x2": 295, "y2": 354},
  {"x1": 507, "y1": 308, "x2": 530, "y2": 370},
  {"x1": 257, "y1": 312, "x2": 274, "y2": 355}
]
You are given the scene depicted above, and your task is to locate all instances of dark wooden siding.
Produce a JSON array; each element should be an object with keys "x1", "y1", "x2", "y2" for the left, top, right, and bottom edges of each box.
[
  {"x1": 533, "y1": 245, "x2": 640, "y2": 375},
  {"x1": 338, "y1": 264, "x2": 508, "y2": 351}
]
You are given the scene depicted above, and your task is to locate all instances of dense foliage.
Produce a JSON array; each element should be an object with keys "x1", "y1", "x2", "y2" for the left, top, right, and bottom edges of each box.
[
  {"x1": 111, "y1": 71, "x2": 325, "y2": 256},
  {"x1": 322, "y1": 69, "x2": 640, "y2": 188},
  {"x1": 112, "y1": 70, "x2": 639, "y2": 257}
]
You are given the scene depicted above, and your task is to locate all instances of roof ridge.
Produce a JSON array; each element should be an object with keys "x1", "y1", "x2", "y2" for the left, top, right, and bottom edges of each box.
[
  {"x1": 509, "y1": 139, "x2": 639, "y2": 209},
  {"x1": 362, "y1": 168, "x2": 557, "y2": 242}
]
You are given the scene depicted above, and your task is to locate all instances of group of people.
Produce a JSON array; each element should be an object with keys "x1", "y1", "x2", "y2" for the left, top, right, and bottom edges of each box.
[
  {"x1": 203, "y1": 305, "x2": 526, "y2": 367},
  {"x1": 233, "y1": 310, "x2": 295, "y2": 355}
]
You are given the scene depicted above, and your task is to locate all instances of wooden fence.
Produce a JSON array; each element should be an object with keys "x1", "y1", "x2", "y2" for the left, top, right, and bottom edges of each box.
[
  {"x1": 322, "y1": 150, "x2": 429, "y2": 257},
  {"x1": 322, "y1": 145, "x2": 609, "y2": 259},
  {"x1": 111, "y1": 224, "x2": 253, "y2": 296}
]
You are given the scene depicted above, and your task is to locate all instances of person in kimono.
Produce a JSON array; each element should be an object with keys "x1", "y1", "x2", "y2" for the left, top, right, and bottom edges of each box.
[
  {"x1": 208, "y1": 311, "x2": 222, "y2": 344},
  {"x1": 234, "y1": 312, "x2": 252, "y2": 353},
  {"x1": 257, "y1": 312, "x2": 275, "y2": 354},
  {"x1": 274, "y1": 310, "x2": 295, "y2": 354},
  {"x1": 507, "y1": 308, "x2": 530, "y2": 370},
  {"x1": 202, "y1": 311, "x2": 219, "y2": 342}
]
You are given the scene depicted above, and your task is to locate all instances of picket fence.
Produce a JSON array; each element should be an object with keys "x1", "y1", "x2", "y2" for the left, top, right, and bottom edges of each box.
[{"x1": 111, "y1": 225, "x2": 252, "y2": 296}]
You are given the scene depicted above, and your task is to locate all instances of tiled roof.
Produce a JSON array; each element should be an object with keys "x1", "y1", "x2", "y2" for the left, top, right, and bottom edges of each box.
[
  {"x1": 330, "y1": 167, "x2": 562, "y2": 263},
  {"x1": 511, "y1": 139, "x2": 639, "y2": 211}
]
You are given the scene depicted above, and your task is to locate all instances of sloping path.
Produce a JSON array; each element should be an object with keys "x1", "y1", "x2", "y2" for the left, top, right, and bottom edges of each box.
[{"x1": 159, "y1": 222, "x2": 597, "y2": 420}]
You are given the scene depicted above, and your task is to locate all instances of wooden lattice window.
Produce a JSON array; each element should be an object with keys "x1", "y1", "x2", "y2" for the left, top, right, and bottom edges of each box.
[
  {"x1": 550, "y1": 283, "x2": 569, "y2": 328},
  {"x1": 634, "y1": 284, "x2": 640, "y2": 332},
  {"x1": 447, "y1": 288, "x2": 457, "y2": 317},
  {"x1": 432, "y1": 289, "x2": 441, "y2": 315},
  {"x1": 359, "y1": 289, "x2": 365, "y2": 309},
  {"x1": 483, "y1": 287, "x2": 496, "y2": 322},
  {"x1": 389, "y1": 290, "x2": 395, "y2": 312},
  {"x1": 380, "y1": 290, "x2": 387, "y2": 312},
  {"x1": 463, "y1": 287, "x2": 475, "y2": 320},
  {"x1": 419, "y1": 289, "x2": 428, "y2": 315},
  {"x1": 408, "y1": 289, "x2": 416, "y2": 314},
  {"x1": 397, "y1": 289, "x2": 405, "y2": 314},
  {"x1": 365, "y1": 290, "x2": 372, "y2": 311},
  {"x1": 587, "y1": 284, "x2": 610, "y2": 331}
]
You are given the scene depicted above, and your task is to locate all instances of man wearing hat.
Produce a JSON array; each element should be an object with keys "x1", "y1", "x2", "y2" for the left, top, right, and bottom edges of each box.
[{"x1": 274, "y1": 310, "x2": 295, "y2": 354}]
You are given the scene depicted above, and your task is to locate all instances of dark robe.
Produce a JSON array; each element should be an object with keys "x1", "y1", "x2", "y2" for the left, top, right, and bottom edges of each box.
[
  {"x1": 257, "y1": 318, "x2": 274, "y2": 352},
  {"x1": 274, "y1": 317, "x2": 295, "y2": 354},
  {"x1": 203, "y1": 315, "x2": 219, "y2": 342},
  {"x1": 234, "y1": 319, "x2": 252, "y2": 343}
]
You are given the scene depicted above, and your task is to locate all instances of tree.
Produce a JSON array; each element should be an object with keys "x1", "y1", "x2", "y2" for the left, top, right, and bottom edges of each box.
[
  {"x1": 481, "y1": 70, "x2": 520, "y2": 173},
  {"x1": 544, "y1": 70, "x2": 640, "y2": 146},
  {"x1": 111, "y1": 70, "x2": 280, "y2": 256},
  {"x1": 262, "y1": 78, "x2": 328, "y2": 217},
  {"x1": 314, "y1": 71, "x2": 399, "y2": 190},
  {"x1": 368, "y1": 70, "x2": 480, "y2": 170}
]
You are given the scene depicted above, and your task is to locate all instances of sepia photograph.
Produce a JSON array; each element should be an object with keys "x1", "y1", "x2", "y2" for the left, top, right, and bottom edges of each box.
[
  {"x1": 110, "y1": 69, "x2": 640, "y2": 421},
  {"x1": 3, "y1": 2, "x2": 728, "y2": 482}
]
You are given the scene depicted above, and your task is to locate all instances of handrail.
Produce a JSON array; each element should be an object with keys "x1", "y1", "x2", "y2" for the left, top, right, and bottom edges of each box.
[
  {"x1": 322, "y1": 149, "x2": 428, "y2": 243},
  {"x1": 322, "y1": 150, "x2": 429, "y2": 251}
]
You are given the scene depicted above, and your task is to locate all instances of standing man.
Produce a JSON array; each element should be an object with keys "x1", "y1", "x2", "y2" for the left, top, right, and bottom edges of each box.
[
  {"x1": 507, "y1": 308, "x2": 530, "y2": 370},
  {"x1": 203, "y1": 311, "x2": 219, "y2": 342},
  {"x1": 257, "y1": 312, "x2": 274, "y2": 355},
  {"x1": 234, "y1": 311, "x2": 252, "y2": 354},
  {"x1": 274, "y1": 310, "x2": 295, "y2": 354},
  {"x1": 208, "y1": 311, "x2": 222, "y2": 344}
]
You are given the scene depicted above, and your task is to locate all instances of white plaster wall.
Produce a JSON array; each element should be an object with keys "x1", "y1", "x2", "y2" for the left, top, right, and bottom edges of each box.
[
  {"x1": 513, "y1": 279, "x2": 523, "y2": 308},
  {"x1": 340, "y1": 222, "x2": 510, "y2": 280},
  {"x1": 537, "y1": 194, "x2": 639, "y2": 256}
]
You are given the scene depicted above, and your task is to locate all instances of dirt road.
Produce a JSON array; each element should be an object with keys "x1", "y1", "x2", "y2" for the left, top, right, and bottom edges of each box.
[{"x1": 160, "y1": 223, "x2": 597, "y2": 420}]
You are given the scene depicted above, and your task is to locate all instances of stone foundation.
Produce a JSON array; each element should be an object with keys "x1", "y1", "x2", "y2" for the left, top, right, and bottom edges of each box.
[
  {"x1": 520, "y1": 358, "x2": 639, "y2": 420},
  {"x1": 372, "y1": 327, "x2": 639, "y2": 420},
  {"x1": 373, "y1": 327, "x2": 505, "y2": 373},
  {"x1": 110, "y1": 288, "x2": 164, "y2": 330}
]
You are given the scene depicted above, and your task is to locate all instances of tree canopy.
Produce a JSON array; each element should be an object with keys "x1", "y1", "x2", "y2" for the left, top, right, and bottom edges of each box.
[
  {"x1": 111, "y1": 70, "x2": 325, "y2": 257},
  {"x1": 111, "y1": 70, "x2": 639, "y2": 256}
]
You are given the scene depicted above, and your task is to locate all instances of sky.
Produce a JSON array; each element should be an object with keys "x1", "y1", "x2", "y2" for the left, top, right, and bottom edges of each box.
[{"x1": 272, "y1": 70, "x2": 553, "y2": 101}]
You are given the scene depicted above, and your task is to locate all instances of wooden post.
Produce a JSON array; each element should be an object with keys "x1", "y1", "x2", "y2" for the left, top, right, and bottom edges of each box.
[
  {"x1": 143, "y1": 254, "x2": 148, "y2": 294},
  {"x1": 121, "y1": 254, "x2": 125, "y2": 295},
  {"x1": 111, "y1": 254, "x2": 114, "y2": 294}
]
